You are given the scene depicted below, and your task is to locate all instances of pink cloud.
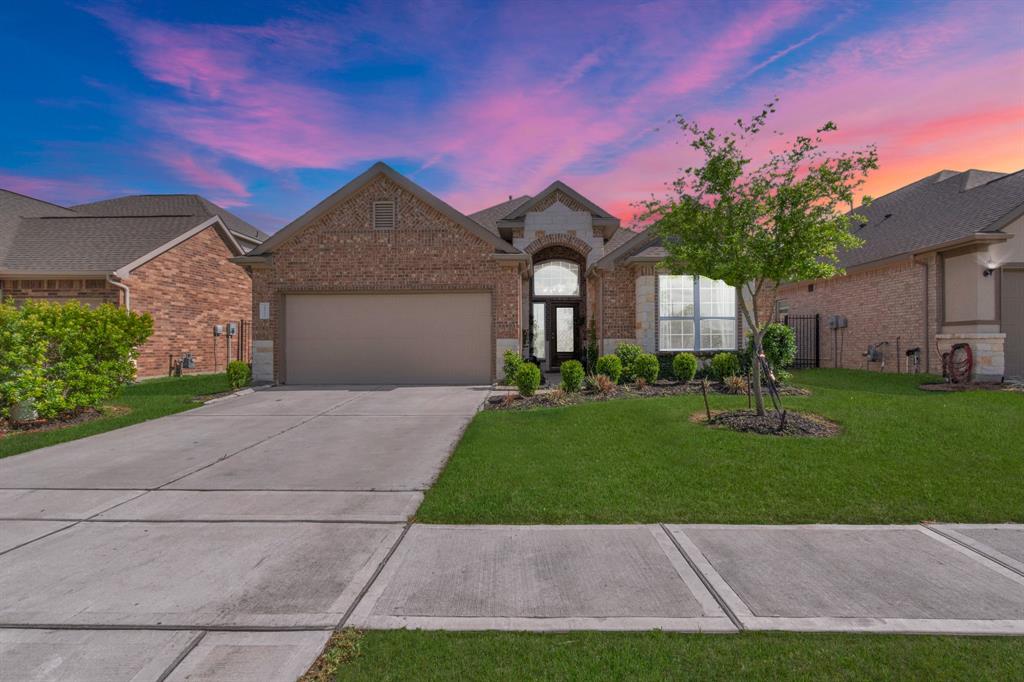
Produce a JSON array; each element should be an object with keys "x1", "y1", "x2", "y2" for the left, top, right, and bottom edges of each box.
[
  {"x1": 0, "y1": 173, "x2": 109, "y2": 205},
  {"x1": 156, "y1": 151, "x2": 251, "y2": 206}
]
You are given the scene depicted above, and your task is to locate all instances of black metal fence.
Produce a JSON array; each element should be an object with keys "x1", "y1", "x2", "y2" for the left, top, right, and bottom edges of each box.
[{"x1": 784, "y1": 314, "x2": 820, "y2": 369}]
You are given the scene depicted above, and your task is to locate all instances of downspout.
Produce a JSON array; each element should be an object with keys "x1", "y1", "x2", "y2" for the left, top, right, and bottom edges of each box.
[
  {"x1": 922, "y1": 259, "x2": 929, "y2": 373},
  {"x1": 107, "y1": 273, "x2": 130, "y2": 311}
]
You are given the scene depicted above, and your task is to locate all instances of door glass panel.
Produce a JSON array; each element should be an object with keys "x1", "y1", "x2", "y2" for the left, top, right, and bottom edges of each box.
[
  {"x1": 556, "y1": 307, "x2": 574, "y2": 353},
  {"x1": 532, "y1": 302, "x2": 546, "y2": 359}
]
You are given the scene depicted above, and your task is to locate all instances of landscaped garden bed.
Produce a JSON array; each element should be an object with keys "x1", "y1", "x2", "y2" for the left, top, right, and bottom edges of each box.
[{"x1": 698, "y1": 408, "x2": 840, "y2": 438}]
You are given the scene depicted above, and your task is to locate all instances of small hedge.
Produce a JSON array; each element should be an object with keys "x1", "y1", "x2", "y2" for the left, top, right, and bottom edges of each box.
[
  {"x1": 595, "y1": 354, "x2": 622, "y2": 384},
  {"x1": 742, "y1": 323, "x2": 797, "y2": 381},
  {"x1": 614, "y1": 343, "x2": 643, "y2": 382},
  {"x1": 633, "y1": 353, "x2": 659, "y2": 383},
  {"x1": 515, "y1": 362, "x2": 542, "y2": 397},
  {"x1": 709, "y1": 352, "x2": 741, "y2": 381},
  {"x1": 226, "y1": 360, "x2": 251, "y2": 389},
  {"x1": 502, "y1": 350, "x2": 525, "y2": 385},
  {"x1": 672, "y1": 352, "x2": 698, "y2": 382},
  {"x1": 0, "y1": 301, "x2": 153, "y2": 419},
  {"x1": 560, "y1": 360, "x2": 584, "y2": 393}
]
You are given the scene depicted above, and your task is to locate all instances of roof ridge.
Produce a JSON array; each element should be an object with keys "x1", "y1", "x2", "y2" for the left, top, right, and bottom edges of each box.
[{"x1": 0, "y1": 187, "x2": 73, "y2": 212}]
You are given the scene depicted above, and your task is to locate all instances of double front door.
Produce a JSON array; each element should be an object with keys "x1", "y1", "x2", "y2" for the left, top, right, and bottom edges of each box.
[{"x1": 531, "y1": 301, "x2": 580, "y2": 370}]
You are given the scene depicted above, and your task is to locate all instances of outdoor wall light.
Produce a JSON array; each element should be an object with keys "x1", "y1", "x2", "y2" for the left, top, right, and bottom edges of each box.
[{"x1": 983, "y1": 260, "x2": 996, "y2": 277}]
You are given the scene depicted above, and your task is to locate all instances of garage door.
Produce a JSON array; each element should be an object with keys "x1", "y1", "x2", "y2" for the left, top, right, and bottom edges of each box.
[
  {"x1": 284, "y1": 292, "x2": 492, "y2": 384},
  {"x1": 1002, "y1": 269, "x2": 1024, "y2": 378}
]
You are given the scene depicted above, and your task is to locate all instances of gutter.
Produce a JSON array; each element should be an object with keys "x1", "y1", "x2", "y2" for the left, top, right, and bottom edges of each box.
[{"x1": 106, "y1": 273, "x2": 130, "y2": 311}]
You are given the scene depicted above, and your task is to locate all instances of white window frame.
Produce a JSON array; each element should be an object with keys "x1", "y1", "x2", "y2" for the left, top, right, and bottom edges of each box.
[{"x1": 657, "y1": 274, "x2": 737, "y2": 352}]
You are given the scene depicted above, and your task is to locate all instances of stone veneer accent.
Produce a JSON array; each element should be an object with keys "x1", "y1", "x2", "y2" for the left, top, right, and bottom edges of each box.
[
  {"x1": 515, "y1": 202, "x2": 604, "y2": 268},
  {"x1": 936, "y1": 333, "x2": 1005, "y2": 381},
  {"x1": 250, "y1": 173, "x2": 521, "y2": 384}
]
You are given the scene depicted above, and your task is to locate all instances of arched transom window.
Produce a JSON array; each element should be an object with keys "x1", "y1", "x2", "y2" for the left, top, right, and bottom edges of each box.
[{"x1": 533, "y1": 260, "x2": 580, "y2": 297}]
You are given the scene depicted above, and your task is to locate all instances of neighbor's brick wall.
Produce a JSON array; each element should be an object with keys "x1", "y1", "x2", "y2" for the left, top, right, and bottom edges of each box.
[
  {"x1": 766, "y1": 257, "x2": 941, "y2": 373},
  {"x1": 127, "y1": 226, "x2": 252, "y2": 378},
  {"x1": 251, "y1": 173, "x2": 521, "y2": 383},
  {"x1": 0, "y1": 278, "x2": 119, "y2": 307}
]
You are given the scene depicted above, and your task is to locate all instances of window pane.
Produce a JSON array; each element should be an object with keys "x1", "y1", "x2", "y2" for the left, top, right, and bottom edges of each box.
[
  {"x1": 700, "y1": 319, "x2": 736, "y2": 350},
  {"x1": 699, "y1": 278, "x2": 736, "y2": 317},
  {"x1": 532, "y1": 303, "x2": 545, "y2": 359},
  {"x1": 556, "y1": 307, "x2": 574, "y2": 352},
  {"x1": 534, "y1": 260, "x2": 580, "y2": 296},
  {"x1": 659, "y1": 319, "x2": 694, "y2": 351},
  {"x1": 658, "y1": 275, "x2": 694, "y2": 317}
]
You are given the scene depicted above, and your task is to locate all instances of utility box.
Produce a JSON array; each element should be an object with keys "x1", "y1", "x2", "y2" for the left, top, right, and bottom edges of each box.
[
  {"x1": 181, "y1": 352, "x2": 196, "y2": 369},
  {"x1": 227, "y1": 322, "x2": 237, "y2": 337},
  {"x1": 213, "y1": 324, "x2": 224, "y2": 336},
  {"x1": 828, "y1": 315, "x2": 848, "y2": 329}
]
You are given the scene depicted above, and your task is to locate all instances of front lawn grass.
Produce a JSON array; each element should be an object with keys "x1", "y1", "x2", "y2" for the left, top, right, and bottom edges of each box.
[
  {"x1": 417, "y1": 370, "x2": 1023, "y2": 524},
  {"x1": 325, "y1": 630, "x2": 1024, "y2": 681},
  {"x1": 0, "y1": 373, "x2": 231, "y2": 459}
]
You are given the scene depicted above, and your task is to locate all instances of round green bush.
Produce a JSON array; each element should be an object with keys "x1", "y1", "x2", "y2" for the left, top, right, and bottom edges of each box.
[
  {"x1": 741, "y1": 323, "x2": 797, "y2": 380},
  {"x1": 614, "y1": 343, "x2": 643, "y2": 382},
  {"x1": 633, "y1": 353, "x2": 659, "y2": 383},
  {"x1": 560, "y1": 360, "x2": 585, "y2": 393},
  {"x1": 226, "y1": 360, "x2": 251, "y2": 389},
  {"x1": 594, "y1": 354, "x2": 623, "y2": 384},
  {"x1": 672, "y1": 352, "x2": 698, "y2": 382},
  {"x1": 502, "y1": 349, "x2": 524, "y2": 385},
  {"x1": 710, "y1": 352, "x2": 741, "y2": 381},
  {"x1": 515, "y1": 362, "x2": 542, "y2": 397}
]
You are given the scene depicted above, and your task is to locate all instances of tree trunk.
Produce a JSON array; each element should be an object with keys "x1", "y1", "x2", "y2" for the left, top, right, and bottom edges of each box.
[{"x1": 738, "y1": 288, "x2": 766, "y2": 417}]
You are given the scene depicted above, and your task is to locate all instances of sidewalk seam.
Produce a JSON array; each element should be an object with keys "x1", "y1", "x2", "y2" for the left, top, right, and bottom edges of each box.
[
  {"x1": 337, "y1": 522, "x2": 412, "y2": 629},
  {"x1": 659, "y1": 523, "x2": 744, "y2": 632},
  {"x1": 919, "y1": 523, "x2": 1024, "y2": 578},
  {"x1": 155, "y1": 631, "x2": 206, "y2": 682}
]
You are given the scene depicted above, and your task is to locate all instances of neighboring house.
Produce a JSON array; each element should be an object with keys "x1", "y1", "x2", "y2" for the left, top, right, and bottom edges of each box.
[
  {"x1": 235, "y1": 162, "x2": 749, "y2": 385},
  {"x1": 0, "y1": 190, "x2": 269, "y2": 378},
  {"x1": 759, "y1": 169, "x2": 1024, "y2": 381}
]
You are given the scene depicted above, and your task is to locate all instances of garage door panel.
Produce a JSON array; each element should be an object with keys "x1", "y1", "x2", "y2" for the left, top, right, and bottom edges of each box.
[{"x1": 285, "y1": 293, "x2": 491, "y2": 384}]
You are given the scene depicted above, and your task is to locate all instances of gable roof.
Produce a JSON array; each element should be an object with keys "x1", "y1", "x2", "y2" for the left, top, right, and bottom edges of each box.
[
  {"x1": 499, "y1": 180, "x2": 619, "y2": 225},
  {"x1": 469, "y1": 195, "x2": 532, "y2": 235},
  {"x1": 0, "y1": 190, "x2": 248, "y2": 276},
  {"x1": 72, "y1": 194, "x2": 269, "y2": 244},
  {"x1": 839, "y1": 168, "x2": 1024, "y2": 268},
  {"x1": 251, "y1": 162, "x2": 520, "y2": 256}
]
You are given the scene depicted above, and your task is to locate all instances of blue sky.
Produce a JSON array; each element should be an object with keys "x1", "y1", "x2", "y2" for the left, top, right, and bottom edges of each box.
[{"x1": 2, "y1": 0, "x2": 1022, "y2": 231}]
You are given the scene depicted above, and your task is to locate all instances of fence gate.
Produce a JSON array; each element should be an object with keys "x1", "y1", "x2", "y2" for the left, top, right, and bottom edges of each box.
[{"x1": 784, "y1": 314, "x2": 820, "y2": 369}]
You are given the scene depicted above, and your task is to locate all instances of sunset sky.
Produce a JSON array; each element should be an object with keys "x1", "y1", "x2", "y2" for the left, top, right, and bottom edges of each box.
[{"x1": 2, "y1": 0, "x2": 1022, "y2": 231}]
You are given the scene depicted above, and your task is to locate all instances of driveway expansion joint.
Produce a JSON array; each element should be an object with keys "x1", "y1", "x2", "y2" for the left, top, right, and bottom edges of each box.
[
  {"x1": 154, "y1": 631, "x2": 205, "y2": 682},
  {"x1": 659, "y1": 523, "x2": 745, "y2": 631},
  {"x1": 920, "y1": 523, "x2": 1024, "y2": 578}
]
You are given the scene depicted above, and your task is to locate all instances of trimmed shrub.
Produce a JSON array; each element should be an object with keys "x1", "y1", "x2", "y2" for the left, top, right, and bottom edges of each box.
[
  {"x1": 502, "y1": 350, "x2": 524, "y2": 385},
  {"x1": 672, "y1": 352, "x2": 698, "y2": 382},
  {"x1": 226, "y1": 360, "x2": 251, "y2": 389},
  {"x1": 709, "y1": 352, "x2": 741, "y2": 382},
  {"x1": 594, "y1": 354, "x2": 622, "y2": 384},
  {"x1": 614, "y1": 343, "x2": 643, "y2": 382},
  {"x1": 741, "y1": 323, "x2": 797, "y2": 382},
  {"x1": 515, "y1": 362, "x2": 542, "y2": 397},
  {"x1": 560, "y1": 360, "x2": 585, "y2": 393},
  {"x1": 633, "y1": 353, "x2": 659, "y2": 384},
  {"x1": 584, "y1": 321, "x2": 599, "y2": 374},
  {"x1": 0, "y1": 301, "x2": 153, "y2": 419}
]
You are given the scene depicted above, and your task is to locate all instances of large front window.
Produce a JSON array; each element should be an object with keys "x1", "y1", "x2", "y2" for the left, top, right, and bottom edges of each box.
[
  {"x1": 533, "y1": 260, "x2": 580, "y2": 296},
  {"x1": 658, "y1": 275, "x2": 736, "y2": 351}
]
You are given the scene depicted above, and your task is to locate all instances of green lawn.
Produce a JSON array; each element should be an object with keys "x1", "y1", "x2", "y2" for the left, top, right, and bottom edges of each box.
[
  {"x1": 417, "y1": 370, "x2": 1023, "y2": 524},
  {"x1": 321, "y1": 630, "x2": 1024, "y2": 681},
  {"x1": 0, "y1": 373, "x2": 232, "y2": 459}
]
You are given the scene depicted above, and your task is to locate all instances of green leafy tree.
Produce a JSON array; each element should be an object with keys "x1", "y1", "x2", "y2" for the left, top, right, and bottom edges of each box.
[{"x1": 641, "y1": 100, "x2": 877, "y2": 415}]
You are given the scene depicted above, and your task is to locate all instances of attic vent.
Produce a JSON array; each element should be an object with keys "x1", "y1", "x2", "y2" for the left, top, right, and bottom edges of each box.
[{"x1": 373, "y1": 201, "x2": 396, "y2": 230}]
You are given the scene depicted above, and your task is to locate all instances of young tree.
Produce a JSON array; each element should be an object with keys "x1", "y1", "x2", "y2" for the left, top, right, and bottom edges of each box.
[{"x1": 641, "y1": 101, "x2": 877, "y2": 416}]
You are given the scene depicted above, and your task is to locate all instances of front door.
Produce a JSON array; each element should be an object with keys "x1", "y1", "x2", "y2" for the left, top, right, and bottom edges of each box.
[{"x1": 547, "y1": 302, "x2": 580, "y2": 370}]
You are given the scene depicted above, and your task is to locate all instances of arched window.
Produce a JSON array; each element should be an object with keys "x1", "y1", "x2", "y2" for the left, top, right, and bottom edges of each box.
[{"x1": 533, "y1": 260, "x2": 580, "y2": 296}]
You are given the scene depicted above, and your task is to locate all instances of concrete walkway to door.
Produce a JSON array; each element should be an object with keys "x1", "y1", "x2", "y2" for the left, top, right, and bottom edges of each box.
[{"x1": 0, "y1": 385, "x2": 488, "y2": 682}]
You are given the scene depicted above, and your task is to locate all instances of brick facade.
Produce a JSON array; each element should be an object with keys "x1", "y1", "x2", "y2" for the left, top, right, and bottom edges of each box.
[
  {"x1": 765, "y1": 257, "x2": 942, "y2": 374},
  {"x1": 598, "y1": 264, "x2": 637, "y2": 344},
  {"x1": 0, "y1": 278, "x2": 119, "y2": 307},
  {"x1": 250, "y1": 174, "x2": 522, "y2": 383},
  {"x1": 127, "y1": 225, "x2": 252, "y2": 377}
]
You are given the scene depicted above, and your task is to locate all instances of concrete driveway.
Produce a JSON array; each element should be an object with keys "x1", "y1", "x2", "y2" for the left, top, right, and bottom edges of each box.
[{"x1": 0, "y1": 385, "x2": 487, "y2": 681}]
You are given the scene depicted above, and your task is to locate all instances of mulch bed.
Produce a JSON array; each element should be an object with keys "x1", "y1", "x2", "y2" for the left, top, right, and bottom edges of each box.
[
  {"x1": 487, "y1": 380, "x2": 809, "y2": 411},
  {"x1": 0, "y1": 405, "x2": 130, "y2": 437},
  {"x1": 697, "y1": 409, "x2": 840, "y2": 437},
  {"x1": 919, "y1": 381, "x2": 1024, "y2": 393}
]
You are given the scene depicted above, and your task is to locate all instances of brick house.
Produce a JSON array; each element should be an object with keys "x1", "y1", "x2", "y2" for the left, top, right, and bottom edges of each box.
[
  {"x1": 236, "y1": 162, "x2": 750, "y2": 384},
  {"x1": 758, "y1": 169, "x2": 1024, "y2": 381},
  {"x1": 0, "y1": 190, "x2": 268, "y2": 377}
]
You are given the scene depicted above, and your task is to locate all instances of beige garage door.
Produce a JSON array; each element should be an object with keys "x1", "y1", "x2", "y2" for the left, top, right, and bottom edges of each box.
[
  {"x1": 1002, "y1": 269, "x2": 1024, "y2": 378},
  {"x1": 284, "y1": 292, "x2": 492, "y2": 384}
]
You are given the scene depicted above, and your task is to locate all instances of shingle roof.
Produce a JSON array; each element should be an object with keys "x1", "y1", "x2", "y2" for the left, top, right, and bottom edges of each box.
[
  {"x1": 468, "y1": 195, "x2": 532, "y2": 234},
  {"x1": 1, "y1": 190, "x2": 262, "y2": 274},
  {"x1": 839, "y1": 168, "x2": 1024, "y2": 268},
  {"x1": 72, "y1": 194, "x2": 269, "y2": 242}
]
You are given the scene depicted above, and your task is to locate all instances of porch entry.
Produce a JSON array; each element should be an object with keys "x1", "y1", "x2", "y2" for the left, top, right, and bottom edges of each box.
[{"x1": 531, "y1": 301, "x2": 581, "y2": 370}]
